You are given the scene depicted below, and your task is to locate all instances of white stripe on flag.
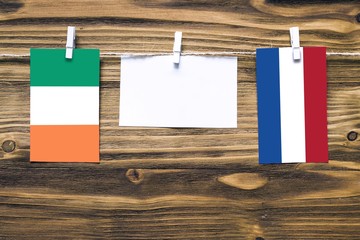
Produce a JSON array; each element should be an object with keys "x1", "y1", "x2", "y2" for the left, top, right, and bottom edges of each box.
[
  {"x1": 279, "y1": 47, "x2": 306, "y2": 163},
  {"x1": 31, "y1": 86, "x2": 99, "y2": 125}
]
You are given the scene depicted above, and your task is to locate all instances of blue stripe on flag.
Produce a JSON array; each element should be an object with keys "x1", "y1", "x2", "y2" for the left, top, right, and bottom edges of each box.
[{"x1": 256, "y1": 48, "x2": 282, "y2": 164}]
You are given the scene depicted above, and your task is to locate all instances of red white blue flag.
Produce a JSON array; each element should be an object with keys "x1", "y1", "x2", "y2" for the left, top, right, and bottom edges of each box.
[{"x1": 256, "y1": 47, "x2": 328, "y2": 164}]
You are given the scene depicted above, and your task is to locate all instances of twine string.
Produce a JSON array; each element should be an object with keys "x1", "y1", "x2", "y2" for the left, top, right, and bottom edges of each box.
[{"x1": 0, "y1": 51, "x2": 359, "y2": 58}]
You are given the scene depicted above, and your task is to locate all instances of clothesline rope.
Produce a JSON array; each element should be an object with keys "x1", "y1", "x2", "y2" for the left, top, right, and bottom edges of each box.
[{"x1": 0, "y1": 51, "x2": 360, "y2": 58}]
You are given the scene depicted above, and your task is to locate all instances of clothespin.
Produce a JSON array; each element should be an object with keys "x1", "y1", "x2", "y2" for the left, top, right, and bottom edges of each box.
[
  {"x1": 66, "y1": 26, "x2": 76, "y2": 59},
  {"x1": 173, "y1": 31, "x2": 182, "y2": 64},
  {"x1": 290, "y1": 27, "x2": 301, "y2": 60}
]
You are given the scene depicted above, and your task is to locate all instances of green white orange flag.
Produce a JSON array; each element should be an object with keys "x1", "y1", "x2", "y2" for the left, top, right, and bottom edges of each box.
[{"x1": 30, "y1": 49, "x2": 100, "y2": 162}]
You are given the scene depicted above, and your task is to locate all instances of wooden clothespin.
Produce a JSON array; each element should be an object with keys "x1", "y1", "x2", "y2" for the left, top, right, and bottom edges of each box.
[
  {"x1": 173, "y1": 31, "x2": 182, "y2": 64},
  {"x1": 290, "y1": 27, "x2": 301, "y2": 60},
  {"x1": 66, "y1": 26, "x2": 76, "y2": 59}
]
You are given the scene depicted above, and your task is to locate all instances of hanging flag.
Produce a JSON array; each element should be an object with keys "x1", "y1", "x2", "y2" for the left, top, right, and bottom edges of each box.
[
  {"x1": 30, "y1": 49, "x2": 100, "y2": 162},
  {"x1": 256, "y1": 47, "x2": 328, "y2": 164}
]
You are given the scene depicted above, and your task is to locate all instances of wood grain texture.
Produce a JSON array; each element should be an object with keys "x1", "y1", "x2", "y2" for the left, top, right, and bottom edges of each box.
[{"x1": 0, "y1": 0, "x2": 359, "y2": 239}]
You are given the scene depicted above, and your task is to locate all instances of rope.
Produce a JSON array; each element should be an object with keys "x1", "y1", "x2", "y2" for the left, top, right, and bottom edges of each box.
[{"x1": 0, "y1": 51, "x2": 359, "y2": 58}]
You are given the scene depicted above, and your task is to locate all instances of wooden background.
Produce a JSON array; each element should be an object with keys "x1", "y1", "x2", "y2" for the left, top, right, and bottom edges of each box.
[{"x1": 0, "y1": 0, "x2": 359, "y2": 239}]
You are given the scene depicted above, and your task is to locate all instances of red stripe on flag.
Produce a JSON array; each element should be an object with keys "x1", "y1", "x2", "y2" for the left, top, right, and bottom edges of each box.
[{"x1": 304, "y1": 47, "x2": 328, "y2": 163}]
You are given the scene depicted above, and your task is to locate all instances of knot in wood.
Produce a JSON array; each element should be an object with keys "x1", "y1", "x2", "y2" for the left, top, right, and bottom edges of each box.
[
  {"x1": 347, "y1": 131, "x2": 358, "y2": 141},
  {"x1": 255, "y1": 237, "x2": 265, "y2": 240},
  {"x1": 2, "y1": 140, "x2": 16, "y2": 153},
  {"x1": 356, "y1": 13, "x2": 360, "y2": 23},
  {"x1": 125, "y1": 169, "x2": 144, "y2": 184}
]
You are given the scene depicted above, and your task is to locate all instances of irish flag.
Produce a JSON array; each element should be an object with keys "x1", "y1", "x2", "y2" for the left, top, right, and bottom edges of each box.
[
  {"x1": 256, "y1": 47, "x2": 328, "y2": 164},
  {"x1": 30, "y1": 49, "x2": 100, "y2": 162}
]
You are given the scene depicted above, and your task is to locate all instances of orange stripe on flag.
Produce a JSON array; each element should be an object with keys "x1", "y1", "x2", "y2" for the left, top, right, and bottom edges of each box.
[{"x1": 30, "y1": 125, "x2": 99, "y2": 162}]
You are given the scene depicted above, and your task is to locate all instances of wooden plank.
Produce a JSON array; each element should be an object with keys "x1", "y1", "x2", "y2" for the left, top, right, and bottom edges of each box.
[
  {"x1": 0, "y1": 0, "x2": 359, "y2": 239},
  {"x1": 0, "y1": 0, "x2": 359, "y2": 54},
  {"x1": 0, "y1": 165, "x2": 359, "y2": 239}
]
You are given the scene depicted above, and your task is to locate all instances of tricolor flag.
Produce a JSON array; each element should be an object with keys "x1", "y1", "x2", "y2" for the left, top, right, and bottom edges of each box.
[
  {"x1": 256, "y1": 47, "x2": 328, "y2": 164},
  {"x1": 30, "y1": 49, "x2": 100, "y2": 162}
]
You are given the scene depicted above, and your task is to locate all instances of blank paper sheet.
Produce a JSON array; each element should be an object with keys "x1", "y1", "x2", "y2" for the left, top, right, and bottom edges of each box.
[{"x1": 119, "y1": 55, "x2": 237, "y2": 128}]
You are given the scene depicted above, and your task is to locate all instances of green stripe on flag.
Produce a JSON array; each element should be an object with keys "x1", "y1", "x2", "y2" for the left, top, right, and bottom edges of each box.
[{"x1": 30, "y1": 49, "x2": 99, "y2": 86}]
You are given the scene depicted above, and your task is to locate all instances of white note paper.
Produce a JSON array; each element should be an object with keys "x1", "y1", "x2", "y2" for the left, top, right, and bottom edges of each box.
[{"x1": 119, "y1": 56, "x2": 237, "y2": 128}]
